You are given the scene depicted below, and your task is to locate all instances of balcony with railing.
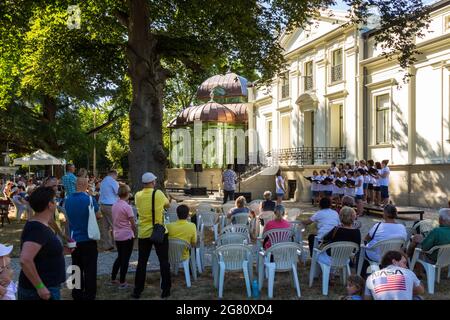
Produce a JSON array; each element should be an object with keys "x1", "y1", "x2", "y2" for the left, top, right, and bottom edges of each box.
[
  {"x1": 331, "y1": 64, "x2": 343, "y2": 82},
  {"x1": 265, "y1": 146, "x2": 346, "y2": 166},
  {"x1": 304, "y1": 76, "x2": 313, "y2": 91}
]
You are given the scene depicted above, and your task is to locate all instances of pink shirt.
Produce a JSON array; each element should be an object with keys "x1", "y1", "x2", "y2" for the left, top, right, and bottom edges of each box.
[
  {"x1": 112, "y1": 199, "x2": 135, "y2": 241},
  {"x1": 263, "y1": 219, "x2": 292, "y2": 250}
]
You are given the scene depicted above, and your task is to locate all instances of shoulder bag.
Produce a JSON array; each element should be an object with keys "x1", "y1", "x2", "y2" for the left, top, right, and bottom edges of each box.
[
  {"x1": 149, "y1": 189, "x2": 166, "y2": 244},
  {"x1": 87, "y1": 195, "x2": 101, "y2": 240}
]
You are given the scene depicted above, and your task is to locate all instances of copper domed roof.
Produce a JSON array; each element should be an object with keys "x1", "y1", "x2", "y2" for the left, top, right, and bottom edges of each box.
[
  {"x1": 186, "y1": 102, "x2": 236, "y2": 123},
  {"x1": 196, "y1": 72, "x2": 248, "y2": 100}
]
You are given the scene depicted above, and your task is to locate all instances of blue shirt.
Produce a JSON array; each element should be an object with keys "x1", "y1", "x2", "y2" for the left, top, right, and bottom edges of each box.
[
  {"x1": 62, "y1": 172, "x2": 77, "y2": 198},
  {"x1": 99, "y1": 175, "x2": 119, "y2": 205},
  {"x1": 65, "y1": 192, "x2": 99, "y2": 243},
  {"x1": 223, "y1": 169, "x2": 237, "y2": 191}
]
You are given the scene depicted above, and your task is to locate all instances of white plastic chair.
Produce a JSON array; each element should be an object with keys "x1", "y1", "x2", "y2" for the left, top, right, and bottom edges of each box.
[
  {"x1": 258, "y1": 211, "x2": 275, "y2": 237},
  {"x1": 198, "y1": 211, "x2": 220, "y2": 241},
  {"x1": 309, "y1": 241, "x2": 360, "y2": 295},
  {"x1": 221, "y1": 224, "x2": 249, "y2": 238},
  {"x1": 214, "y1": 233, "x2": 248, "y2": 247},
  {"x1": 410, "y1": 244, "x2": 450, "y2": 294},
  {"x1": 231, "y1": 212, "x2": 250, "y2": 225},
  {"x1": 197, "y1": 203, "x2": 213, "y2": 213},
  {"x1": 257, "y1": 228, "x2": 294, "y2": 252},
  {"x1": 212, "y1": 244, "x2": 253, "y2": 298},
  {"x1": 168, "y1": 239, "x2": 197, "y2": 287},
  {"x1": 258, "y1": 242, "x2": 303, "y2": 298},
  {"x1": 249, "y1": 200, "x2": 262, "y2": 216},
  {"x1": 357, "y1": 238, "x2": 405, "y2": 276},
  {"x1": 414, "y1": 220, "x2": 439, "y2": 238},
  {"x1": 285, "y1": 208, "x2": 301, "y2": 222}
]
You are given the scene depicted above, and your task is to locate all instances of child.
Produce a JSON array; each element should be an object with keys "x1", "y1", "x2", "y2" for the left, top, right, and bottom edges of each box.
[
  {"x1": 311, "y1": 170, "x2": 320, "y2": 206},
  {"x1": 0, "y1": 244, "x2": 16, "y2": 300},
  {"x1": 341, "y1": 275, "x2": 365, "y2": 300}
]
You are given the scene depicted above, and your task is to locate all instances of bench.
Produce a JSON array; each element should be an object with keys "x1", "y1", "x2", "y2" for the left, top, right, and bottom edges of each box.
[{"x1": 364, "y1": 205, "x2": 424, "y2": 220}]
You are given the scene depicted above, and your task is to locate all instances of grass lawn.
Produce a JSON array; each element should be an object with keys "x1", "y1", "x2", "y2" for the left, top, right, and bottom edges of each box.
[{"x1": 60, "y1": 263, "x2": 450, "y2": 300}]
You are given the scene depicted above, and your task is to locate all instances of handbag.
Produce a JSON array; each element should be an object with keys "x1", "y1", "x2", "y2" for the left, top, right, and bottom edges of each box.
[
  {"x1": 148, "y1": 189, "x2": 166, "y2": 244},
  {"x1": 87, "y1": 196, "x2": 101, "y2": 240}
]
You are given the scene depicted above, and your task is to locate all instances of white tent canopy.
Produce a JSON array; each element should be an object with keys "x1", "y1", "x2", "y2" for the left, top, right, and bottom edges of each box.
[{"x1": 13, "y1": 149, "x2": 66, "y2": 176}]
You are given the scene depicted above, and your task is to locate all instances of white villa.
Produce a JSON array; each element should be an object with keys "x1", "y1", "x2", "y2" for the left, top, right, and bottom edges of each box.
[
  {"x1": 168, "y1": 0, "x2": 450, "y2": 207},
  {"x1": 241, "y1": 0, "x2": 450, "y2": 207}
]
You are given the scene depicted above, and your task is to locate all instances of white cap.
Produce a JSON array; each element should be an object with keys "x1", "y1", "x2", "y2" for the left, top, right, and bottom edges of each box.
[
  {"x1": 0, "y1": 244, "x2": 13, "y2": 257},
  {"x1": 142, "y1": 172, "x2": 157, "y2": 184}
]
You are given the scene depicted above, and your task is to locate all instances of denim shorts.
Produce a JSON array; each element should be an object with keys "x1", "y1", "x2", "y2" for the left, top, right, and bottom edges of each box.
[
  {"x1": 363, "y1": 183, "x2": 368, "y2": 190},
  {"x1": 18, "y1": 286, "x2": 61, "y2": 300},
  {"x1": 276, "y1": 193, "x2": 285, "y2": 197},
  {"x1": 355, "y1": 194, "x2": 364, "y2": 201},
  {"x1": 380, "y1": 185, "x2": 389, "y2": 199}
]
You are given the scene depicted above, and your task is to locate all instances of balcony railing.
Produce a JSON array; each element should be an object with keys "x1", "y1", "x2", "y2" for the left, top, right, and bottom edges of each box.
[
  {"x1": 331, "y1": 64, "x2": 343, "y2": 82},
  {"x1": 304, "y1": 76, "x2": 313, "y2": 91},
  {"x1": 265, "y1": 147, "x2": 346, "y2": 166}
]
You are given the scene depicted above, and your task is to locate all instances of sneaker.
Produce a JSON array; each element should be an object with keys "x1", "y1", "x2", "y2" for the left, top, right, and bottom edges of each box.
[
  {"x1": 161, "y1": 289, "x2": 170, "y2": 299},
  {"x1": 118, "y1": 283, "x2": 130, "y2": 289},
  {"x1": 109, "y1": 280, "x2": 120, "y2": 286}
]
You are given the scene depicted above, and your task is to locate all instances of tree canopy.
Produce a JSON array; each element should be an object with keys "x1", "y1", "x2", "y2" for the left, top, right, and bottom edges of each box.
[{"x1": 0, "y1": 0, "x2": 431, "y2": 187}]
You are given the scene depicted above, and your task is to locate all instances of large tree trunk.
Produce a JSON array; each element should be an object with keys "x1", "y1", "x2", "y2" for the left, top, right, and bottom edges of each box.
[{"x1": 127, "y1": 0, "x2": 167, "y2": 192}]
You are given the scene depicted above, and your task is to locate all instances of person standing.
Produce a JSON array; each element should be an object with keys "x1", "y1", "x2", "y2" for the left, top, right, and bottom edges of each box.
[
  {"x1": 61, "y1": 164, "x2": 77, "y2": 199},
  {"x1": 222, "y1": 164, "x2": 237, "y2": 204},
  {"x1": 18, "y1": 187, "x2": 66, "y2": 300},
  {"x1": 99, "y1": 170, "x2": 119, "y2": 251},
  {"x1": 132, "y1": 172, "x2": 171, "y2": 299},
  {"x1": 275, "y1": 169, "x2": 286, "y2": 205},
  {"x1": 111, "y1": 184, "x2": 136, "y2": 288},
  {"x1": 65, "y1": 177, "x2": 100, "y2": 300},
  {"x1": 379, "y1": 160, "x2": 391, "y2": 207}
]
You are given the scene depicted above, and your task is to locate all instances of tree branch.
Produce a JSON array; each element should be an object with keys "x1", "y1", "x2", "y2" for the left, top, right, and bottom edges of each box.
[{"x1": 113, "y1": 9, "x2": 129, "y2": 29}]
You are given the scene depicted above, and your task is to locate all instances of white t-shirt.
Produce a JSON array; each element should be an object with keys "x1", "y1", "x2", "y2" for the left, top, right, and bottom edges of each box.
[
  {"x1": 344, "y1": 178, "x2": 355, "y2": 197},
  {"x1": 310, "y1": 208, "x2": 340, "y2": 239},
  {"x1": 379, "y1": 166, "x2": 390, "y2": 186},
  {"x1": 365, "y1": 265, "x2": 421, "y2": 300},
  {"x1": 366, "y1": 222, "x2": 407, "y2": 261},
  {"x1": 355, "y1": 175, "x2": 364, "y2": 196},
  {"x1": 1, "y1": 281, "x2": 17, "y2": 300},
  {"x1": 311, "y1": 175, "x2": 320, "y2": 192},
  {"x1": 324, "y1": 175, "x2": 334, "y2": 192},
  {"x1": 275, "y1": 176, "x2": 285, "y2": 194},
  {"x1": 336, "y1": 177, "x2": 345, "y2": 195}
]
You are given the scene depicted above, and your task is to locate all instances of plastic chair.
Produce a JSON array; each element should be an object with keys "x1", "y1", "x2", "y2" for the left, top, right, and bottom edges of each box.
[
  {"x1": 258, "y1": 211, "x2": 275, "y2": 237},
  {"x1": 198, "y1": 211, "x2": 220, "y2": 241},
  {"x1": 221, "y1": 224, "x2": 249, "y2": 238},
  {"x1": 258, "y1": 242, "x2": 303, "y2": 298},
  {"x1": 410, "y1": 244, "x2": 450, "y2": 294},
  {"x1": 214, "y1": 233, "x2": 248, "y2": 247},
  {"x1": 197, "y1": 203, "x2": 213, "y2": 213},
  {"x1": 309, "y1": 241, "x2": 360, "y2": 295},
  {"x1": 357, "y1": 238, "x2": 405, "y2": 276},
  {"x1": 168, "y1": 239, "x2": 197, "y2": 287},
  {"x1": 231, "y1": 212, "x2": 250, "y2": 225},
  {"x1": 285, "y1": 208, "x2": 301, "y2": 222},
  {"x1": 414, "y1": 220, "x2": 439, "y2": 238},
  {"x1": 257, "y1": 228, "x2": 294, "y2": 252},
  {"x1": 212, "y1": 244, "x2": 253, "y2": 298}
]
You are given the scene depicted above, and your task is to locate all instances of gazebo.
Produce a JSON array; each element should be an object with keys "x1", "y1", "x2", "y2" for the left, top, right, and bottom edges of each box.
[
  {"x1": 13, "y1": 149, "x2": 66, "y2": 176},
  {"x1": 169, "y1": 71, "x2": 250, "y2": 169}
]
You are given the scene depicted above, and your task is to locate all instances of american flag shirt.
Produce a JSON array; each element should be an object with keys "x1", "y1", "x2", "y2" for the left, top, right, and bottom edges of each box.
[{"x1": 365, "y1": 265, "x2": 421, "y2": 300}]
